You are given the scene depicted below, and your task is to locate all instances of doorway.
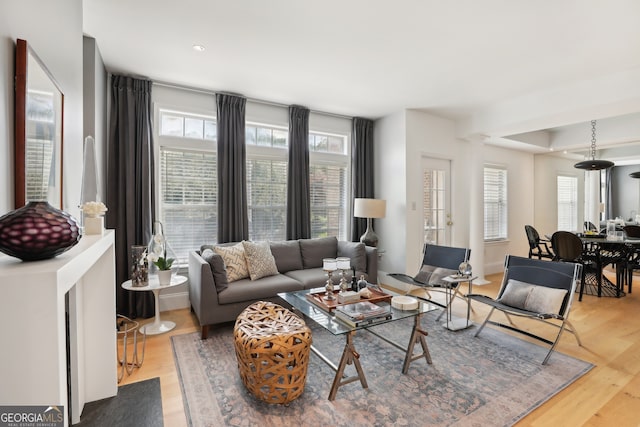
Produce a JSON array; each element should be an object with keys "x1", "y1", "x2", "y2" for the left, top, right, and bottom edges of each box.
[{"x1": 422, "y1": 157, "x2": 452, "y2": 246}]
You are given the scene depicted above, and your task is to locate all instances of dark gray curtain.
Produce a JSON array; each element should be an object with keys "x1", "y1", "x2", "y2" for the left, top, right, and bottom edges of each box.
[
  {"x1": 605, "y1": 168, "x2": 614, "y2": 220},
  {"x1": 106, "y1": 75, "x2": 155, "y2": 318},
  {"x1": 286, "y1": 105, "x2": 311, "y2": 239},
  {"x1": 216, "y1": 93, "x2": 248, "y2": 243},
  {"x1": 351, "y1": 117, "x2": 375, "y2": 241}
]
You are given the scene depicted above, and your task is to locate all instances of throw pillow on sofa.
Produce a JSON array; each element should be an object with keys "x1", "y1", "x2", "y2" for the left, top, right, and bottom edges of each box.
[
  {"x1": 214, "y1": 242, "x2": 249, "y2": 282},
  {"x1": 200, "y1": 249, "x2": 229, "y2": 292},
  {"x1": 337, "y1": 241, "x2": 366, "y2": 273},
  {"x1": 299, "y1": 236, "x2": 338, "y2": 268},
  {"x1": 242, "y1": 241, "x2": 279, "y2": 280}
]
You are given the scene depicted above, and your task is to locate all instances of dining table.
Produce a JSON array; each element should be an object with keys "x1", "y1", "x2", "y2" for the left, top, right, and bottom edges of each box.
[{"x1": 577, "y1": 234, "x2": 640, "y2": 298}]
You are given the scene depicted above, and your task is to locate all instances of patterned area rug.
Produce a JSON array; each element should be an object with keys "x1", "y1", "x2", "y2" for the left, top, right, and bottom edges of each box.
[{"x1": 171, "y1": 310, "x2": 593, "y2": 427}]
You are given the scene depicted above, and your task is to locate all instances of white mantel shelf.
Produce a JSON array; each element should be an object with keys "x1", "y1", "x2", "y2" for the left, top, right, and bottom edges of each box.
[{"x1": 0, "y1": 230, "x2": 117, "y2": 426}]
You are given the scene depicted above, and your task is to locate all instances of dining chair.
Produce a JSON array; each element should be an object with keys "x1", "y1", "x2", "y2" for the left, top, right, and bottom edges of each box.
[
  {"x1": 623, "y1": 225, "x2": 640, "y2": 293},
  {"x1": 524, "y1": 225, "x2": 554, "y2": 260},
  {"x1": 584, "y1": 221, "x2": 599, "y2": 232},
  {"x1": 550, "y1": 231, "x2": 599, "y2": 301}
]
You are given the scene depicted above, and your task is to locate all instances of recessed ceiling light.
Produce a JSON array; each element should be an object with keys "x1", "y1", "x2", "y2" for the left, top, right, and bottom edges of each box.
[{"x1": 192, "y1": 44, "x2": 205, "y2": 52}]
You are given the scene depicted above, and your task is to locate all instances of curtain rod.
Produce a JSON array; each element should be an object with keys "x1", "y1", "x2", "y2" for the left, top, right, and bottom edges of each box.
[{"x1": 151, "y1": 79, "x2": 354, "y2": 120}]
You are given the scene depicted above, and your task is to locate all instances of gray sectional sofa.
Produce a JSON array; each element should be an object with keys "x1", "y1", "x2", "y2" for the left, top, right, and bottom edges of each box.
[{"x1": 189, "y1": 236, "x2": 378, "y2": 338}]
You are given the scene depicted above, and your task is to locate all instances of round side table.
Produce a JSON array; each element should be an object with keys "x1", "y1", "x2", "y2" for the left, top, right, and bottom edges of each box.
[{"x1": 121, "y1": 274, "x2": 187, "y2": 335}]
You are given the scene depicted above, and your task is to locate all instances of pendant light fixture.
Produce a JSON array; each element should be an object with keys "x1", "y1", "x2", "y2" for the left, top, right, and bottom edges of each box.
[
  {"x1": 574, "y1": 120, "x2": 614, "y2": 170},
  {"x1": 630, "y1": 171, "x2": 640, "y2": 178}
]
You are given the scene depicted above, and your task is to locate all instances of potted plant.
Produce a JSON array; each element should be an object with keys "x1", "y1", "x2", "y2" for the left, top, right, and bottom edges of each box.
[
  {"x1": 147, "y1": 222, "x2": 175, "y2": 285},
  {"x1": 153, "y1": 255, "x2": 174, "y2": 285}
]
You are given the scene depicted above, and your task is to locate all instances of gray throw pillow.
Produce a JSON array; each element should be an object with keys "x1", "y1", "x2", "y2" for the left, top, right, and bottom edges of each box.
[
  {"x1": 200, "y1": 249, "x2": 228, "y2": 292},
  {"x1": 413, "y1": 264, "x2": 456, "y2": 286},
  {"x1": 242, "y1": 241, "x2": 279, "y2": 280},
  {"x1": 299, "y1": 236, "x2": 338, "y2": 268},
  {"x1": 269, "y1": 240, "x2": 303, "y2": 273},
  {"x1": 337, "y1": 241, "x2": 366, "y2": 273}
]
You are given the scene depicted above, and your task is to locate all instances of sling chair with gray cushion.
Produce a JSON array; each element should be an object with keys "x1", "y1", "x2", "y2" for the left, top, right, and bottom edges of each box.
[
  {"x1": 467, "y1": 255, "x2": 582, "y2": 364},
  {"x1": 388, "y1": 244, "x2": 471, "y2": 316}
]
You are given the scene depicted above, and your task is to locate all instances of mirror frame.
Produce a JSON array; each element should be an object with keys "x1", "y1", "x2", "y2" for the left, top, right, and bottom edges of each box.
[{"x1": 15, "y1": 38, "x2": 64, "y2": 210}]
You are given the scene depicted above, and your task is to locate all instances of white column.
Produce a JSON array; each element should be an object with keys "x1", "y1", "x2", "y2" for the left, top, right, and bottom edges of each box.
[
  {"x1": 468, "y1": 138, "x2": 488, "y2": 284},
  {"x1": 584, "y1": 170, "x2": 601, "y2": 229}
]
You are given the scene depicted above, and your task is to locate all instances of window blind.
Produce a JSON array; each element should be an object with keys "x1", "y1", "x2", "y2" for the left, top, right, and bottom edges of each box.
[
  {"x1": 484, "y1": 166, "x2": 507, "y2": 240},
  {"x1": 246, "y1": 158, "x2": 288, "y2": 241},
  {"x1": 310, "y1": 164, "x2": 347, "y2": 239},
  {"x1": 557, "y1": 175, "x2": 578, "y2": 231},
  {"x1": 160, "y1": 147, "x2": 217, "y2": 264}
]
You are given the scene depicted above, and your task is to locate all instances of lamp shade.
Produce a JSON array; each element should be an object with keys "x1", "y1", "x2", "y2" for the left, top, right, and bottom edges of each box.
[{"x1": 354, "y1": 198, "x2": 386, "y2": 219}]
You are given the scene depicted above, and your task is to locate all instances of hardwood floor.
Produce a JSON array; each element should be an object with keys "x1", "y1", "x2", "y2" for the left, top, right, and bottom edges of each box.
[{"x1": 118, "y1": 269, "x2": 640, "y2": 426}]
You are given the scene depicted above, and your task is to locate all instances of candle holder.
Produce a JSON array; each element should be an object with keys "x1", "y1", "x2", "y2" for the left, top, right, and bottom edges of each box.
[
  {"x1": 336, "y1": 257, "x2": 351, "y2": 294},
  {"x1": 322, "y1": 258, "x2": 337, "y2": 301}
]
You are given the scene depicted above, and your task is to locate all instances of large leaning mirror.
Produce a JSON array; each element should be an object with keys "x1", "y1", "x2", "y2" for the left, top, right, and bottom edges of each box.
[{"x1": 15, "y1": 38, "x2": 64, "y2": 210}]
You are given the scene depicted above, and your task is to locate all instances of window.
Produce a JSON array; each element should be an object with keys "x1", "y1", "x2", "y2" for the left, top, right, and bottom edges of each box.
[
  {"x1": 309, "y1": 132, "x2": 349, "y2": 240},
  {"x1": 484, "y1": 166, "x2": 507, "y2": 241},
  {"x1": 157, "y1": 109, "x2": 217, "y2": 265},
  {"x1": 246, "y1": 124, "x2": 288, "y2": 241},
  {"x1": 558, "y1": 175, "x2": 578, "y2": 231}
]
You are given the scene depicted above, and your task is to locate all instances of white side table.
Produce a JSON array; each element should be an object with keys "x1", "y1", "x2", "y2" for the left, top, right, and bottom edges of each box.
[
  {"x1": 441, "y1": 275, "x2": 477, "y2": 331},
  {"x1": 122, "y1": 274, "x2": 187, "y2": 335}
]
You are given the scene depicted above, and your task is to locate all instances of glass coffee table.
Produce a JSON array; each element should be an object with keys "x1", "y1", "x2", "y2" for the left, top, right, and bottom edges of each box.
[{"x1": 278, "y1": 287, "x2": 438, "y2": 400}]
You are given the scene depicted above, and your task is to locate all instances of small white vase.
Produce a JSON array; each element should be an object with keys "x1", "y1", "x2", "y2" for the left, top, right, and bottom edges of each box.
[
  {"x1": 158, "y1": 270, "x2": 172, "y2": 286},
  {"x1": 84, "y1": 215, "x2": 104, "y2": 235}
]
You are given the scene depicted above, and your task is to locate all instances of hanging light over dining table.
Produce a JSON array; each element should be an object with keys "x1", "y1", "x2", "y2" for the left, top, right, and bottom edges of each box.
[{"x1": 574, "y1": 120, "x2": 614, "y2": 170}]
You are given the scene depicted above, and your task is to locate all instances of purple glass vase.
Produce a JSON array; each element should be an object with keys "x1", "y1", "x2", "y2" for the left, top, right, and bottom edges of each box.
[{"x1": 0, "y1": 201, "x2": 81, "y2": 261}]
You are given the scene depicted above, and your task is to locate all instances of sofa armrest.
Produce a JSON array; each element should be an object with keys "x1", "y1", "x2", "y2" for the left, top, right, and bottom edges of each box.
[
  {"x1": 188, "y1": 251, "x2": 220, "y2": 333},
  {"x1": 365, "y1": 246, "x2": 378, "y2": 284}
]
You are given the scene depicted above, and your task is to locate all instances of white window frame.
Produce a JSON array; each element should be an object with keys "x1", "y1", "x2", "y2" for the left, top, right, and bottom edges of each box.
[
  {"x1": 154, "y1": 105, "x2": 218, "y2": 266},
  {"x1": 557, "y1": 174, "x2": 578, "y2": 231},
  {"x1": 483, "y1": 165, "x2": 508, "y2": 241},
  {"x1": 309, "y1": 130, "x2": 350, "y2": 241},
  {"x1": 245, "y1": 121, "x2": 289, "y2": 241}
]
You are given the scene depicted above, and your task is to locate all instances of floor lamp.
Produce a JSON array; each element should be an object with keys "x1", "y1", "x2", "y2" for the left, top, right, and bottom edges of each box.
[{"x1": 354, "y1": 198, "x2": 386, "y2": 247}]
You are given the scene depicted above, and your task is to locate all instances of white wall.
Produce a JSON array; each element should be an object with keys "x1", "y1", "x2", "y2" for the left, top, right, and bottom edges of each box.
[
  {"x1": 0, "y1": 0, "x2": 84, "y2": 217},
  {"x1": 375, "y1": 108, "x2": 538, "y2": 277},
  {"x1": 534, "y1": 153, "x2": 584, "y2": 237},
  {"x1": 483, "y1": 144, "x2": 535, "y2": 274},
  {"x1": 374, "y1": 110, "x2": 407, "y2": 273}
]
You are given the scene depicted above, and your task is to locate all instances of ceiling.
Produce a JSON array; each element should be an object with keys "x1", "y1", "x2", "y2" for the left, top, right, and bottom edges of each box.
[{"x1": 82, "y1": 0, "x2": 640, "y2": 158}]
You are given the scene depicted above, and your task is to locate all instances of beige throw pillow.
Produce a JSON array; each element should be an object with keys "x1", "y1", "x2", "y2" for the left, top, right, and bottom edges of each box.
[
  {"x1": 242, "y1": 241, "x2": 279, "y2": 280},
  {"x1": 213, "y1": 243, "x2": 249, "y2": 282},
  {"x1": 498, "y1": 279, "x2": 567, "y2": 314}
]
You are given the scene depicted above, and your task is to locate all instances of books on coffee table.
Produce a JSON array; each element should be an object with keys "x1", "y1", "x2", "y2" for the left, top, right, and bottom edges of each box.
[{"x1": 334, "y1": 301, "x2": 391, "y2": 327}]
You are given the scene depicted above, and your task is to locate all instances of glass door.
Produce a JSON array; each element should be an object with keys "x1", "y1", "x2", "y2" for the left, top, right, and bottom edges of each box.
[{"x1": 422, "y1": 157, "x2": 452, "y2": 246}]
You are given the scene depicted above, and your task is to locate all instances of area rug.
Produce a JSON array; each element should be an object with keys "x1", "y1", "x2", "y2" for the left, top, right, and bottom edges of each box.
[
  {"x1": 74, "y1": 377, "x2": 163, "y2": 426},
  {"x1": 171, "y1": 311, "x2": 593, "y2": 427}
]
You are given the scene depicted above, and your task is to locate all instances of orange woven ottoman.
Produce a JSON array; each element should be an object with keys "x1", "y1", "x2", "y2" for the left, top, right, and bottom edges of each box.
[{"x1": 233, "y1": 301, "x2": 312, "y2": 404}]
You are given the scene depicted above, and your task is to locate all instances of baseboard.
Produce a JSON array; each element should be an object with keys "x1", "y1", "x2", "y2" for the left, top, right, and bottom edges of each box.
[{"x1": 159, "y1": 291, "x2": 190, "y2": 312}]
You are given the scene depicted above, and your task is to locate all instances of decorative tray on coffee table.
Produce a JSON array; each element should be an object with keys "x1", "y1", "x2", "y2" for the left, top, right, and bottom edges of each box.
[{"x1": 305, "y1": 286, "x2": 392, "y2": 312}]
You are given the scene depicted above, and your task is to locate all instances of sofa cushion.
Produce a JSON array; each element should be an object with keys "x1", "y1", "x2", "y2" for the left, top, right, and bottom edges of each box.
[
  {"x1": 214, "y1": 242, "x2": 249, "y2": 282},
  {"x1": 284, "y1": 268, "x2": 336, "y2": 289},
  {"x1": 269, "y1": 240, "x2": 303, "y2": 273},
  {"x1": 200, "y1": 249, "x2": 229, "y2": 292},
  {"x1": 498, "y1": 279, "x2": 568, "y2": 314},
  {"x1": 217, "y1": 274, "x2": 304, "y2": 304},
  {"x1": 337, "y1": 241, "x2": 366, "y2": 273},
  {"x1": 299, "y1": 236, "x2": 338, "y2": 268},
  {"x1": 242, "y1": 241, "x2": 279, "y2": 280}
]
